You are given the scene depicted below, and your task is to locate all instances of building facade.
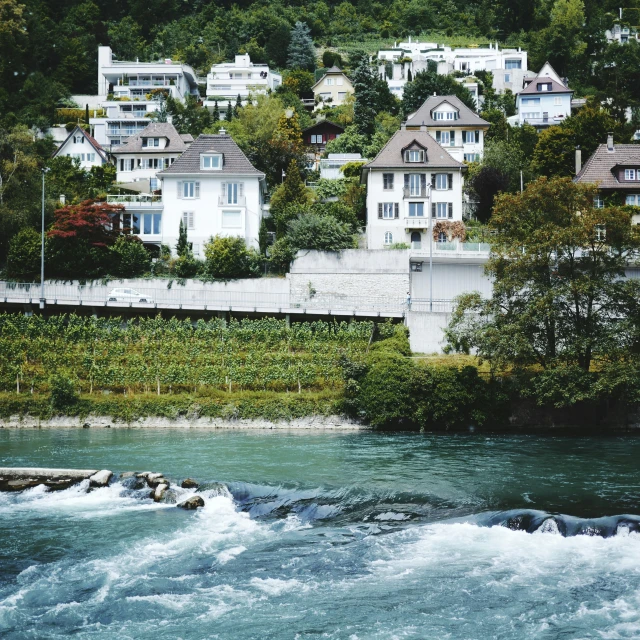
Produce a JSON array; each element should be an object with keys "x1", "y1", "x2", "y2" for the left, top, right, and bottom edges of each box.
[
  {"x1": 52, "y1": 126, "x2": 108, "y2": 170},
  {"x1": 111, "y1": 122, "x2": 193, "y2": 189},
  {"x1": 303, "y1": 120, "x2": 345, "y2": 170},
  {"x1": 514, "y1": 62, "x2": 572, "y2": 130},
  {"x1": 405, "y1": 95, "x2": 490, "y2": 163},
  {"x1": 363, "y1": 126, "x2": 466, "y2": 250},
  {"x1": 575, "y1": 134, "x2": 640, "y2": 226},
  {"x1": 312, "y1": 67, "x2": 354, "y2": 108},
  {"x1": 205, "y1": 54, "x2": 281, "y2": 114},
  {"x1": 158, "y1": 132, "x2": 267, "y2": 255}
]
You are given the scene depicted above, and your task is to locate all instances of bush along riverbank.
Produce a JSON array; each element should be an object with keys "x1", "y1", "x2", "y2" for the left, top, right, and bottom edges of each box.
[{"x1": 342, "y1": 326, "x2": 640, "y2": 432}]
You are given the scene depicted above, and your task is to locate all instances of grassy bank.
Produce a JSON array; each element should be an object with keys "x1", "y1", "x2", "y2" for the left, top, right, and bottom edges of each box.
[{"x1": 0, "y1": 390, "x2": 343, "y2": 423}]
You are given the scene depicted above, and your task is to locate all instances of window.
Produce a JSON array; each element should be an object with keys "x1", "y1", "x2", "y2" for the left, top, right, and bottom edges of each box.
[
  {"x1": 73, "y1": 135, "x2": 84, "y2": 144},
  {"x1": 338, "y1": 92, "x2": 347, "y2": 100},
  {"x1": 384, "y1": 232, "x2": 393, "y2": 245},
  {"x1": 438, "y1": 232, "x2": 447, "y2": 242},
  {"x1": 201, "y1": 154, "x2": 222, "y2": 170},
  {"x1": 593, "y1": 195, "x2": 604, "y2": 209},
  {"x1": 521, "y1": 98, "x2": 540, "y2": 105},
  {"x1": 432, "y1": 202, "x2": 453, "y2": 219},
  {"x1": 310, "y1": 134, "x2": 324, "y2": 144},
  {"x1": 504, "y1": 74, "x2": 510, "y2": 83},
  {"x1": 554, "y1": 97, "x2": 562, "y2": 106},
  {"x1": 436, "y1": 131, "x2": 453, "y2": 145},
  {"x1": 464, "y1": 153, "x2": 480, "y2": 162},
  {"x1": 182, "y1": 211, "x2": 195, "y2": 229},
  {"x1": 379, "y1": 203, "x2": 397, "y2": 219},
  {"x1": 324, "y1": 77, "x2": 334, "y2": 85},
  {"x1": 153, "y1": 213, "x2": 161, "y2": 234},
  {"x1": 383, "y1": 173, "x2": 394, "y2": 190},
  {"x1": 408, "y1": 202, "x2": 424, "y2": 217},
  {"x1": 537, "y1": 83, "x2": 552, "y2": 92},
  {"x1": 437, "y1": 203, "x2": 448, "y2": 218},
  {"x1": 407, "y1": 150, "x2": 422, "y2": 162},
  {"x1": 224, "y1": 182, "x2": 243, "y2": 204},
  {"x1": 142, "y1": 138, "x2": 160, "y2": 148},
  {"x1": 337, "y1": 77, "x2": 344, "y2": 86},
  {"x1": 87, "y1": 153, "x2": 96, "y2": 162},
  {"x1": 132, "y1": 213, "x2": 140, "y2": 234},
  {"x1": 180, "y1": 181, "x2": 199, "y2": 199},
  {"x1": 434, "y1": 173, "x2": 448, "y2": 190},
  {"x1": 595, "y1": 224, "x2": 606, "y2": 241},
  {"x1": 143, "y1": 214, "x2": 152, "y2": 234},
  {"x1": 522, "y1": 112, "x2": 540, "y2": 120},
  {"x1": 150, "y1": 178, "x2": 158, "y2": 191},
  {"x1": 626, "y1": 194, "x2": 640, "y2": 206},
  {"x1": 625, "y1": 169, "x2": 637, "y2": 181},
  {"x1": 222, "y1": 210, "x2": 242, "y2": 228},
  {"x1": 434, "y1": 111, "x2": 456, "y2": 120},
  {"x1": 505, "y1": 59, "x2": 522, "y2": 69},
  {"x1": 409, "y1": 174, "x2": 422, "y2": 196}
]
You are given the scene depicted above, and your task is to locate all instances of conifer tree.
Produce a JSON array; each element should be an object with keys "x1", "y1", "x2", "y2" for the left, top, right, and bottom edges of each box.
[
  {"x1": 212, "y1": 100, "x2": 220, "y2": 122},
  {"x1": 176, "y1": 219, "x2": 189, "y2": 258},
  {"x1": 352, "y1": 57, "x2": 377, "y2": 137},
  {"x1": 287, "y1": 22, "x2": 316, "y2": 71},
  {"x1": 225, "y1": 101, "x2": 233, "y2": 121},
  {"x1": 234, "y1": 94, "x2": 242, "y2": 117}
]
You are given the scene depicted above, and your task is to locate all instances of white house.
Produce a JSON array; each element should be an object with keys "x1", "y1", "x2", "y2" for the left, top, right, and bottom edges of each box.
[
  {"x1": 90, "y1": 46, "x2": 199, "y2": 148},
  {"x1": 111, "y1": 122, "x2": 193, "y2": 190},
  {"x1": 311, "y1": 67, "x2": 354, "y2": 109},
  {"x1": 513, "y1": 62, "x2": 573, "y2": 130},
  {"x1": 405, "y1": 95, "x2": 490, "y2": 163},
  {"x1": 363, "y1": 126, "x2": 466, "y2": 250},
  {"x1": 377, "y1": 41, "x2": 528, "y2": 99},
  {"x1": 157, "y1": 132, "x2": 267, "y2": 255},
  {"x1": 52, "y1": 126, "x2": 108, "y2": 169},
  {"x1": 205, "y1": 54, "x2": 281, "y2": 115}
]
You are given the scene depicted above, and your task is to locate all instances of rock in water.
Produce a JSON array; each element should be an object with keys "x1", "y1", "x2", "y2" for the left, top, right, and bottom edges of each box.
[
  {"x1": 153, "y1": 483, "x2": 169, "y2": 502},
  {"x1": 119, "y1": 471, "x2": 137, "y2": 479},
  {"x1": 177, "y1": 496, "x2": 205, "y2": 510},
  {"x1": 146, "y1": 473, "x2": 168, "y2": 488},
  {"x1": 181, "y1": 478, "x2": 199, "y2": 489},
  {"x1": 89, "y1": 470, "x2": 113, "y2": 487}
]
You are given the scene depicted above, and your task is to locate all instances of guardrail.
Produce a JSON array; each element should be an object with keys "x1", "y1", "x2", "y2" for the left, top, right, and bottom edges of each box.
[{"x1": 0, "y1": 282, "x2": 410, "y2": 317}]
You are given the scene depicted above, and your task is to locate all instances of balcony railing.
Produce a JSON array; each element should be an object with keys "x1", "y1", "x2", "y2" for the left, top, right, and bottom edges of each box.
[
  {"x1": 218, "y1": 196, "x2": 246, "y2": 206},
  {"x1": 403, "y1": 187, "x2": 428, "y2": 198},
  {"x1": 404, "y1": 216, "x2": 430, "y2": 228},
  {"x1": 107, "y1": 195, "x2": 163, "y2": 207}
]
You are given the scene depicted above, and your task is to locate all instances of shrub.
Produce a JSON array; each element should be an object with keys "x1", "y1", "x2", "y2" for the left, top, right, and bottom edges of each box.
[
  {"x1": 6, "y1": 228, "x2": 42, "y2": 280},
  {"x1": 174, "y1": 253, "x2": 202, "y2": 278},
  {"x1": 203, "y1": 235, "x2": 260, "y2": 279},
  {"x1": 268, "y1": 237, "x2": 297, "y2": 273},
  {"x1": 287, "y1": 213, "x2": 356, "y2": 251},
  {"x1": 49, "y1": 374, "x2": 78, "y2": 411},
  {"x1": 110, "y1": 236, "x2": 151, "y2": 277}
]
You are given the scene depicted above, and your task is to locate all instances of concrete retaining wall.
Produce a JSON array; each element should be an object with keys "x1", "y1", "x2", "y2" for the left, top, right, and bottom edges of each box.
[{"x1": 406, "y1": 310, "x2": 453, "y2": 354}]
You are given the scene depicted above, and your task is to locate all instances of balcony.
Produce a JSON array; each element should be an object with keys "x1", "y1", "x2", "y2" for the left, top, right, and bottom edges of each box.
[
  {"x1": 404, "y1": 216, "x2": 430, "y2": 228},
  {"x1": 107, "y1": 194, "x2": 163, "y2": 209},
  {"x1": 403, "y1": 187, "x2": 428, "y2": 198},
  {"x1": 218, "y1": 196, "x2": 246, "y2": 206}
]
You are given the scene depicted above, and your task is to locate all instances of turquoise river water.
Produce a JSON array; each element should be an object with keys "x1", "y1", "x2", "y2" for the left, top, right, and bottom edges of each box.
[{"x1": 1, "y1": 428, "x2": 640, "y2": 639}]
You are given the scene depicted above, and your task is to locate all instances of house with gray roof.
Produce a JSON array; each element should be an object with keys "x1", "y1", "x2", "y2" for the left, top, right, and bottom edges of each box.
[
  {"x1": 52, "y1": 125, "x2": 108, "y2": 170},
  {"x1": 363, "y1": 125, "x2": 466, "y2": 250},
  {"x1": 405, "y1": 95, "x2": 490, "y2": 162},
  {"x1": 575, "y1": 134, "x2": 640, "y2": 225},
  {"x1": 157, "y1": 130, "x2": 267, "y2": 255},
  {"x1": 111, "y1": 122, "x2": 193, "y2": 189}
]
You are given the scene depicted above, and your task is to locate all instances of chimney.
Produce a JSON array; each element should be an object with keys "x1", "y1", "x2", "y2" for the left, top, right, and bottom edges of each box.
[
  {"x1": 59, "y1": 194, "x2": 66, "y2": 205},
  {"x1": 218, "y1": 127, "x2": 227, "y2": 135},
  {"x1": 575, "y1": 146, "x2": 582, "y2": 175},
  {"x1": 420, "y1": 120, "x2": 427, "y2": 132},
  {"x1": 607, "y1": 132, "x2": 614, "y2": 151}
]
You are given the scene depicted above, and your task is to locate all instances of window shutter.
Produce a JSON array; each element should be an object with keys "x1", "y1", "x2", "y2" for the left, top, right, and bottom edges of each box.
[
  {"x1": 189, "y1": 212, "x2": 195, "y2": 229},
  {"x1": 221, "y1": 182, "x2": 227, "y2": 198},
  {"x1": 378, "y1": 203, "x2": 383, "y2": 219},
  {"x1": 431, "y1": 174, "x2": 436, "y2": 188},
  {"x1": 448, "y1": 174, "x2": 453, "y2": 190},
  {"x1": 239, "y1": 183, "x2": 244, "y2": 197},
  {"x1": 436, "y1": 131, "x2": 441, "y2": 142},
  {"x1": 120, "y1": 159, "x2": 124, "y2": 171},
  {"x1": 448, "y1": 203, "x2": 453, "y2": 218},
  {"x1": 450, "y1": 131, "x2": 455, "y2": 145},
  {"x1": 394, "y1": 203, "x2": 399, "y2": 219},
  {"x1": 475, "y1": 130, "x2": 480, "y2": 143},
  {"x1": 420, "y1": 150, "x2": 425, "y2": 162},
  {"x1": 421, "y1": 174, "x2": 426, "y2": 192},
  {"x1": 182, "y1": 211, "x2": 188, "y2": 227},
  {"x1": 177, "y1": 181, "x2": 182, "y2": 199},
  {"x1": 195, "y1": 182, "x2": 200, "y2": 198},
  {"x1": 404, "y1": 174, "x2": 409, "y2": 190},
  {"x1": 404, "y1": 150, "x2": 410, "y2": 162},
  {"x1": 431, "y1": 203, "x2": 436, "y2": 218}
]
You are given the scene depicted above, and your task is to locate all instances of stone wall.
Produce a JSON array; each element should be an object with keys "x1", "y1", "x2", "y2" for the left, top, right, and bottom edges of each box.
[{"x1": 406, "y1": 310, "x2": 453, "y2": 354}]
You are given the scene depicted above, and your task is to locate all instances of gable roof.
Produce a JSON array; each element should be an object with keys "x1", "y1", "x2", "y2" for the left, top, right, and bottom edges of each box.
[
  {"x1": 536, "y1": 62, "x2": 564, "y2": 85},
  {"x1": 303, "y1": 120, "x2": 345, "y2": 134},
  {"x1": 311, "y1": 67, "x2": 353, "y2": 90},
  {"x1": 575, "y1": 143, "x2": 640, "y2": 189},
  {"x1": 111, "y1": 122, "x2": 192, "y2": 154},
  {"x1": 52, "y1": 126, "x2": 107, "y2": 161},
  {"x1": 405, "y1": 96, "x2": 489, "y2": 128},
  {"x1": 519, "y1": 77, "x2": 573, "y2": 96},
  {"x1": 364, "y1": 129, "x2": 464, "y2": 169},
  {"x1": 157, "y1": 134, "x2": 265, "y2": 177}
]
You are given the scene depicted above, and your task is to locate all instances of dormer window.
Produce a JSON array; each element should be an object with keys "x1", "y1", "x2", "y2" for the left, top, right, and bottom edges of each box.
[
  {"x1": 142, "y1": 138, "x2": 160, "y2": 148},
  {"x1": 201, "y1": 154, "x2": 222, "y2": 170},
  {"x1": 625, "y1": 169, "x2": 637, "y2": 181},
  {"x1": 537, "y1": 83, "x2": 553, "y2": 92},
  {"x1": 433, "y1": 111, "x2": 457, "y2": 120},
  {"x1": 405, "y1": 149, "x2": 425, "y2": 162},
  {"x1": 73, "y1": 135, "x2": 84, "y2": 144}
]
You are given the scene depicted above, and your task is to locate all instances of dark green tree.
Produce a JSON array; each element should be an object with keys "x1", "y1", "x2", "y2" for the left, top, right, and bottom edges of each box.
[
  {"x1": 352, "y1": 58, "x2": 378, "y2": 136},
  {"x1": 225, "y1": 101, "x2": 233, "y2": 121},
  {"x1": 212, "y1": 100, "x2": 220, "y2": 123},
  {"x1": 287, "y1": 22, "x2": 316, "y2": 71},
  {"x1": 176, "y1": 219, "x2": 189, "y2": 258},
  {"x1": 234, "y1": 94, "x2": 242, "y2": 118}
]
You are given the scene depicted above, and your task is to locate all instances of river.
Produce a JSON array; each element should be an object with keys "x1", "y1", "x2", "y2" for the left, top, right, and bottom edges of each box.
[{"x1": 1, "y1": 428, "x2": 640, "y2": 639}]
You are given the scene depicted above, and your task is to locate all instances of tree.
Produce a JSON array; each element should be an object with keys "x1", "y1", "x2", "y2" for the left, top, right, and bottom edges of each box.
[
  {"x1": 287, "y1": 22, "x2": 316, "y2": 71},
  {"x1": 166, "y1": 95, "x2": 211, "y2": 137},
  {"x1": 225, "y1": 101, "x2": 233, "y2": 122},
  {"x1": 176, "y1": 219, "x2": 189, "y2": 258},
  {"x1": 282, "y1": 70, "x2": 315, "y2": 96},
  {"x1": 107, "y1": 16, "x2": 145, "y2": 61},
  {"x1": 531, "y1": 126, "x2": 577, "y2": 177},
  {"x1": 203, "y1": 235, "x2": 259, "y2": 279},
  {"x1": 212, "y1": 100, "x2": 220, "y2": 123},
  {"x1": 286, "y1": 213, "x2": 356, "y2": 251},
  {"x1": 258, "y1": 217, "x2": 269, "y2": 256},
  {"x1": 352, "y1": 58, "x2": 377, "y2": 136},
  {"x1": 110, "y1": 236, "x2": 151, "y2": 277},
  {"x1": 466, "y1": 165, "x2": 510, "y2": 223},
  {"x1": 234, "y1": 94, "x2": 242, "y2": 118},
  {"x1": 446, "y1": 178, "x2": 640, "y2": 403},
  {"x1": 6, "y1": 227, "x2": 42, "y2": 280},
  {"x1": 270, "y1": 160, "x2": 312, "y2": 234}
]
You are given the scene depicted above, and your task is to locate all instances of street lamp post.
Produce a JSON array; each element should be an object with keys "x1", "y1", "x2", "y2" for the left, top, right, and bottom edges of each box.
[
  {"x1": 428, "y1": 185, "x2": 433, "y2": 312},
  {"x1": 39, "y1": 169, "x2": 45, "y2": 310}
]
